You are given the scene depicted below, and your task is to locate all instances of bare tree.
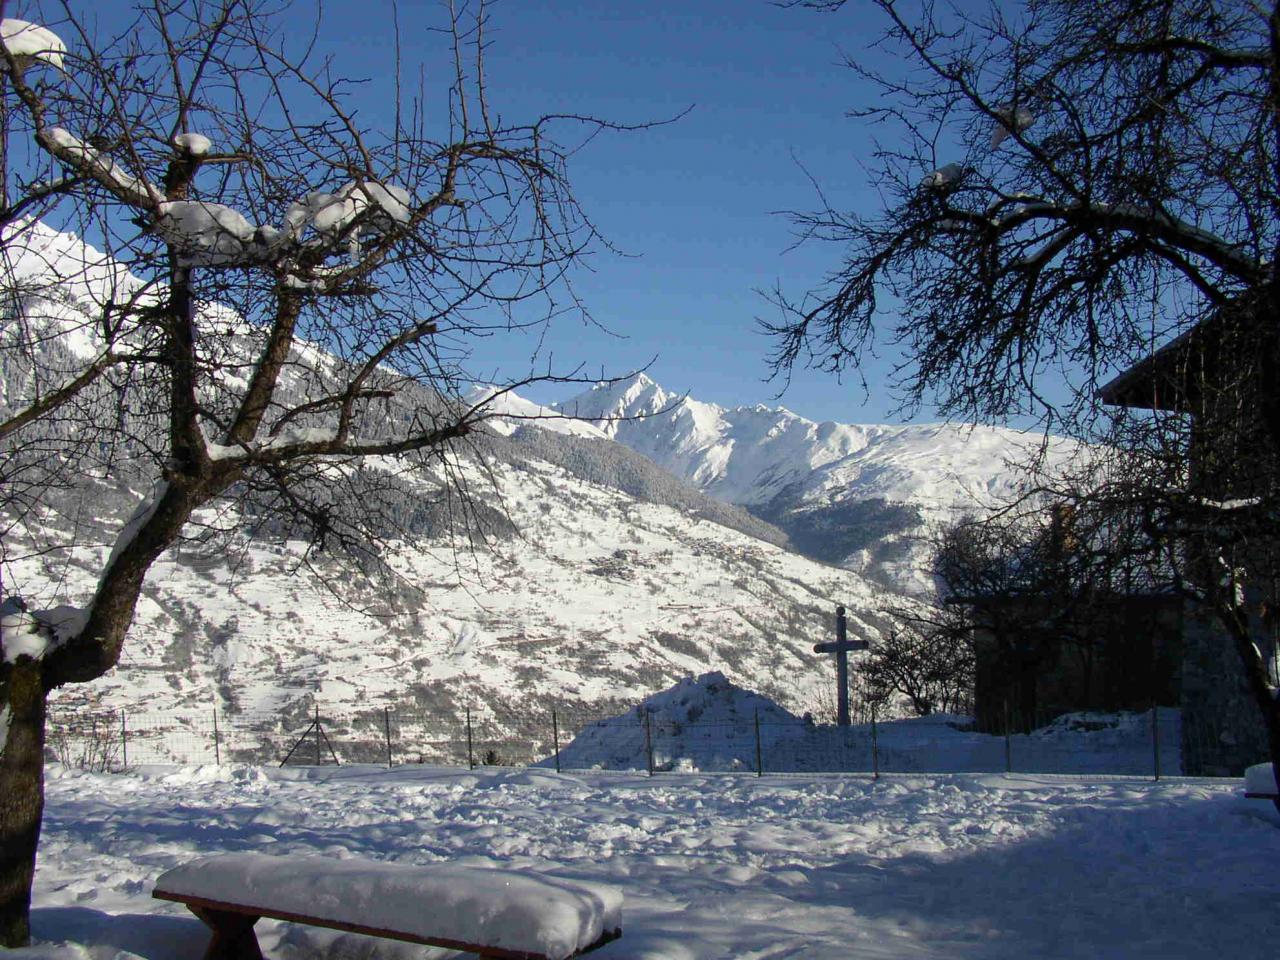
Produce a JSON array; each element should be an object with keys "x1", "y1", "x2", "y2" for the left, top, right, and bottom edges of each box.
[
  {"x1": 936, "y1": 496, "x2": 1180, "y2": 728},
  {"x1": 770, "y1": 0, "x2": 1280, "y2": 798},
  {"x1": 862, "y1": 608, "x2": 975, "y2": 717},
  {"x1": 0, "y1": 1, "x2": 635, "y2": 945},
  {"x1": 874, "y1": 504, "x2": 1125, "y2": 725}
]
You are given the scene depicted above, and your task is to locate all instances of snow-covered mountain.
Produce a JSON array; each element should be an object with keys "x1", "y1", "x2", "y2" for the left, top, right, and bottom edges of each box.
[
  {"x1": 2, "y1": 219, "x2": 1082, "y2": 756},
  {"x1": 556, "y1": 373, "x2": 1079, "y2": 588},
  {"x1": 3, "y1": 221, "x2": 917, "y2": 753},
  {"x1": 26, "y1": 439, "x2": 895, "y2": 749},
  {"x1": 556, "y1": 373, "x2": 1060, "y2": 509}
]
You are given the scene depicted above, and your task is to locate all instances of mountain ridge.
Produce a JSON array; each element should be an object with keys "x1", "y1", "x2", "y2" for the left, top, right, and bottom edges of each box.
[
  {"x1": 554, "y1": 372, "x2": 1079, "y2": 587},
  {"x1": 557, "y1": 371, "x2": 1070, "y2": 510}
]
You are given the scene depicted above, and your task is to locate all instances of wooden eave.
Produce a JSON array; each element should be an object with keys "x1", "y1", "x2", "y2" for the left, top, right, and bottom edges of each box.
[{"x1": 1097, "y1": 326, "x2": 1201, "y2": 412}]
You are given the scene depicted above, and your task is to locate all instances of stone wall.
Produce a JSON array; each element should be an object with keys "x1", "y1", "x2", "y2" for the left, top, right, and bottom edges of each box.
[{"x1": 1179, "y1": 608, "x2": 1272, "y2": 777}]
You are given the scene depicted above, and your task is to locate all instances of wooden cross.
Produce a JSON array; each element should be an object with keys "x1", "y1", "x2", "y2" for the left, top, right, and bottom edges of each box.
[{"x1": 812, "y1": 605, "x2": 868, "y2": 727}]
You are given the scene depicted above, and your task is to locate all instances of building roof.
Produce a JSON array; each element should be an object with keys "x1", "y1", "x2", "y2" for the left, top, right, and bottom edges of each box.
[
  {"x1": 1097, "y1": 326, "x2": 1201, "y2": 412},
  {"x1": 1098, "y1": 300, "x2": 1258, "y2": 413},
  {"x1": 945, "y1": 588, "x2": 1180, "y2": 608}
]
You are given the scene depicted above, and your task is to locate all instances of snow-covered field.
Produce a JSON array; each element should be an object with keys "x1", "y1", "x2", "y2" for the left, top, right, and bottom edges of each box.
[
  {"x1": 548, "y1": 673, "x2": 1185, "y2": 777},
  {"x1": 28, "y1": 763, "x2": 1280, "y2": 960}
]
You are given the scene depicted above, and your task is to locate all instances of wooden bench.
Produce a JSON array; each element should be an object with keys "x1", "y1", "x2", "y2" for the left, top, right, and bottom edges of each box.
[
  {"x1": 1244, "y1": 763, "x2": 1279, "y2": 811},
  {"x1": 153, "y1": 852, "x2": 623, "y2": 960}
]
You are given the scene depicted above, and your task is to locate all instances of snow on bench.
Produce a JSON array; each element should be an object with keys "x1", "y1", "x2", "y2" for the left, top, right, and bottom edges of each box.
[
  {"x1": 152, "y1": 852, "x2": 623, "y2": 960},
  {"x1": 1243, "y1": 762, "x2": 1279, "y2": 800}
]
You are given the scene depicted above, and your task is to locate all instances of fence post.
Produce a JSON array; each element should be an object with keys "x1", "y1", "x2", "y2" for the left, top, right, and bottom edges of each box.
[
  {"x1": 1003, "y1": 701, "x2": 1012, "y2": 774},
  {"x1": 871, "y1": 704, "x2": 879, "y2": 780},
  {"x1": 754, "y1": 708, "x2": 763, "y2": 777},
  {"x1": 643, "y1": 709, "x2": 654, "y2": 777},
  {"x1": 1152, "y1": 700, "x2": 1160, "y2": 781},
  {"x1": 384, "y1": 706, "x2": 393, "y2": 769},
  {"x1": 213, "y1": 708, "x2": 221, "y2": 765},
  {"x1": 119, "y1": 709, "x2": 128, "y2": 770},
  {"x1": 552, "y1": 709, "x2": 561, "y2": 774},
  {"x1": 466, "y1": 707, "x2": 475, "y2": 770},
  {"x1": 314, "y1": 703, "x2": 322, "y2": 766}
]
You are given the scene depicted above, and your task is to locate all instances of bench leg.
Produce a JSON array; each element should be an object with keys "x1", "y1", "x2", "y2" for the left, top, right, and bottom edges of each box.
[{"x1": 188, "y1": 905, "x2": 264, "y2": 960}]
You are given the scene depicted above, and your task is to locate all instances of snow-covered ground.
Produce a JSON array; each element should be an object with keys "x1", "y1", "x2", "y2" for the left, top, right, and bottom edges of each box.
[
  {"x1": 548, "y1": 673, "x2": 1184, "y2": 776},
  {"x1": 27, "y1": 762, "x2": 1280, "y2": 960}
]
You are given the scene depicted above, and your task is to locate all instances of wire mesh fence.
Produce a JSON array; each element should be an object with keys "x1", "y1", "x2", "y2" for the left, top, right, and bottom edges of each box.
[
  {"x1": 43, "y1": 698, "x2": 1257, "y2": 779},
  {"x1": 43, "y1": 701, "x2": 622, "y2": 771}
]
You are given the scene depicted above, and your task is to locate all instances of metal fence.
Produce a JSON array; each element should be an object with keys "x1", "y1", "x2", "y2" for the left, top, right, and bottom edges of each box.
[
  {"x1": 43, "y1": 699, "x2": 1255, "y2": 779},
  {"x1": 44, "y1": 702, "x2": 610, "y2": 771}
]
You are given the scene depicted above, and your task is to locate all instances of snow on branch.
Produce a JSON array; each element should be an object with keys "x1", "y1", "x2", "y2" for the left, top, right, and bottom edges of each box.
[
  {"x1": 148, "y1": 180, "x2": 417, "y2": 270},
  {"x1": 104, "y1": 481, "x2": 169, "y2": 574},
  {"x1": 39, "y1": 127, "x2": 161, "y2": 208},
  {"x1": 172, "y1": 133, "x2": 212, "y2": 157},
  {"x1": 0, "y1": 597, "x2": 85, "y2": 664},
  {"x1": 155, "y1": 201, "x2": 263, "y2": 266},
  {"x1": 0, "y1": 19, "x2": 65, "y2": 72},
  {"x1": 1198, "y1": 496, "x2": 1263, "y2": 513},
  {"x1": 920, "y1": 163, "x2": 965, "y2": 191},
  {"x1": 155, "y1": 179, "x2": 414, "y2": 267},
  {"x1": 1096, "y1": 202, "x2": 1260, "y2": 275},
  {"x1": 978, "y1": 197, "x2": 1261, "y2": 280},
  {"x1": 989, "y1": 105, "x2": 1035, "y2": 150},
  {"x1": 204, "y1": 425, "x2": 340, "y2": 462},
  {"x1": 1, "y1": 597, "x2": 47, "y2": 663},
  {"x1": 285, "y1": 181, "x2": 413, "y2": 241}
]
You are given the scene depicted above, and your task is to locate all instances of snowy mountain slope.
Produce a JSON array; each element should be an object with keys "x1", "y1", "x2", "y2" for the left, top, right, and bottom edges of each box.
[
  {"x1": 18, "y1": 448, "x2": 897, "y2": 753},
  {"x1": 488, "y1": 427, "x2": 789, "y2": 549},
  {"x1": 1, "y1": 218, "x2": 141, "y2": 314},
  {"x1": 556, "y1": 373, "x2": 1081, "y2": 587},
  {"x1": 2, "y1": 221, "x2": 913, "y2": 752}
]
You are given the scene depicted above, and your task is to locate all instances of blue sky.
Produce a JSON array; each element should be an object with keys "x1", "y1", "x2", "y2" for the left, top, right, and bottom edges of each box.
[
  {"x1": 306, "y1": 0, "x2": 923, "y2": 423},
  {"x1": 68, "y1": 0, "x2": 956, "y2": 425}
]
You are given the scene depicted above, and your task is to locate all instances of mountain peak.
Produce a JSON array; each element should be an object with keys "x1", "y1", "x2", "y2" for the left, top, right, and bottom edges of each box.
[
  {"x1": 608, "y1": 370, "x2": 663, "y2": 398},
  {"x1": 554, "y1": 371, "x2": 680, "y2": 434}
]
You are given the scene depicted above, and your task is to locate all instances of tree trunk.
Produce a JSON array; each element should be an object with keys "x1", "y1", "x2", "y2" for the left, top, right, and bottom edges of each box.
[
  {"x1": 0, "y1": 659, "x2": 46, "y2": 947},
  {"x1": 1253, "y1": 663, "x2": 1280, "y2": 814},
  {"x1": 1245, "y1": 645, "x2": 1280, "y2": 812},
  {"x1": 1218, "y1": 595, "x2": 1280, "y2": 809},
  {"x1": 0, "y1": 479, "x2": 219, "y2": 947}
]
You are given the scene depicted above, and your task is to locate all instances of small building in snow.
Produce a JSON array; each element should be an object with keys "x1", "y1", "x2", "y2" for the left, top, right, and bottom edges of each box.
[
  {"x1": 1098, "y1": 306, "x2": 1278, "y2": 776},
  {"x1": 954, "y1": 588, "x2": 1184, "y2": 736}
]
